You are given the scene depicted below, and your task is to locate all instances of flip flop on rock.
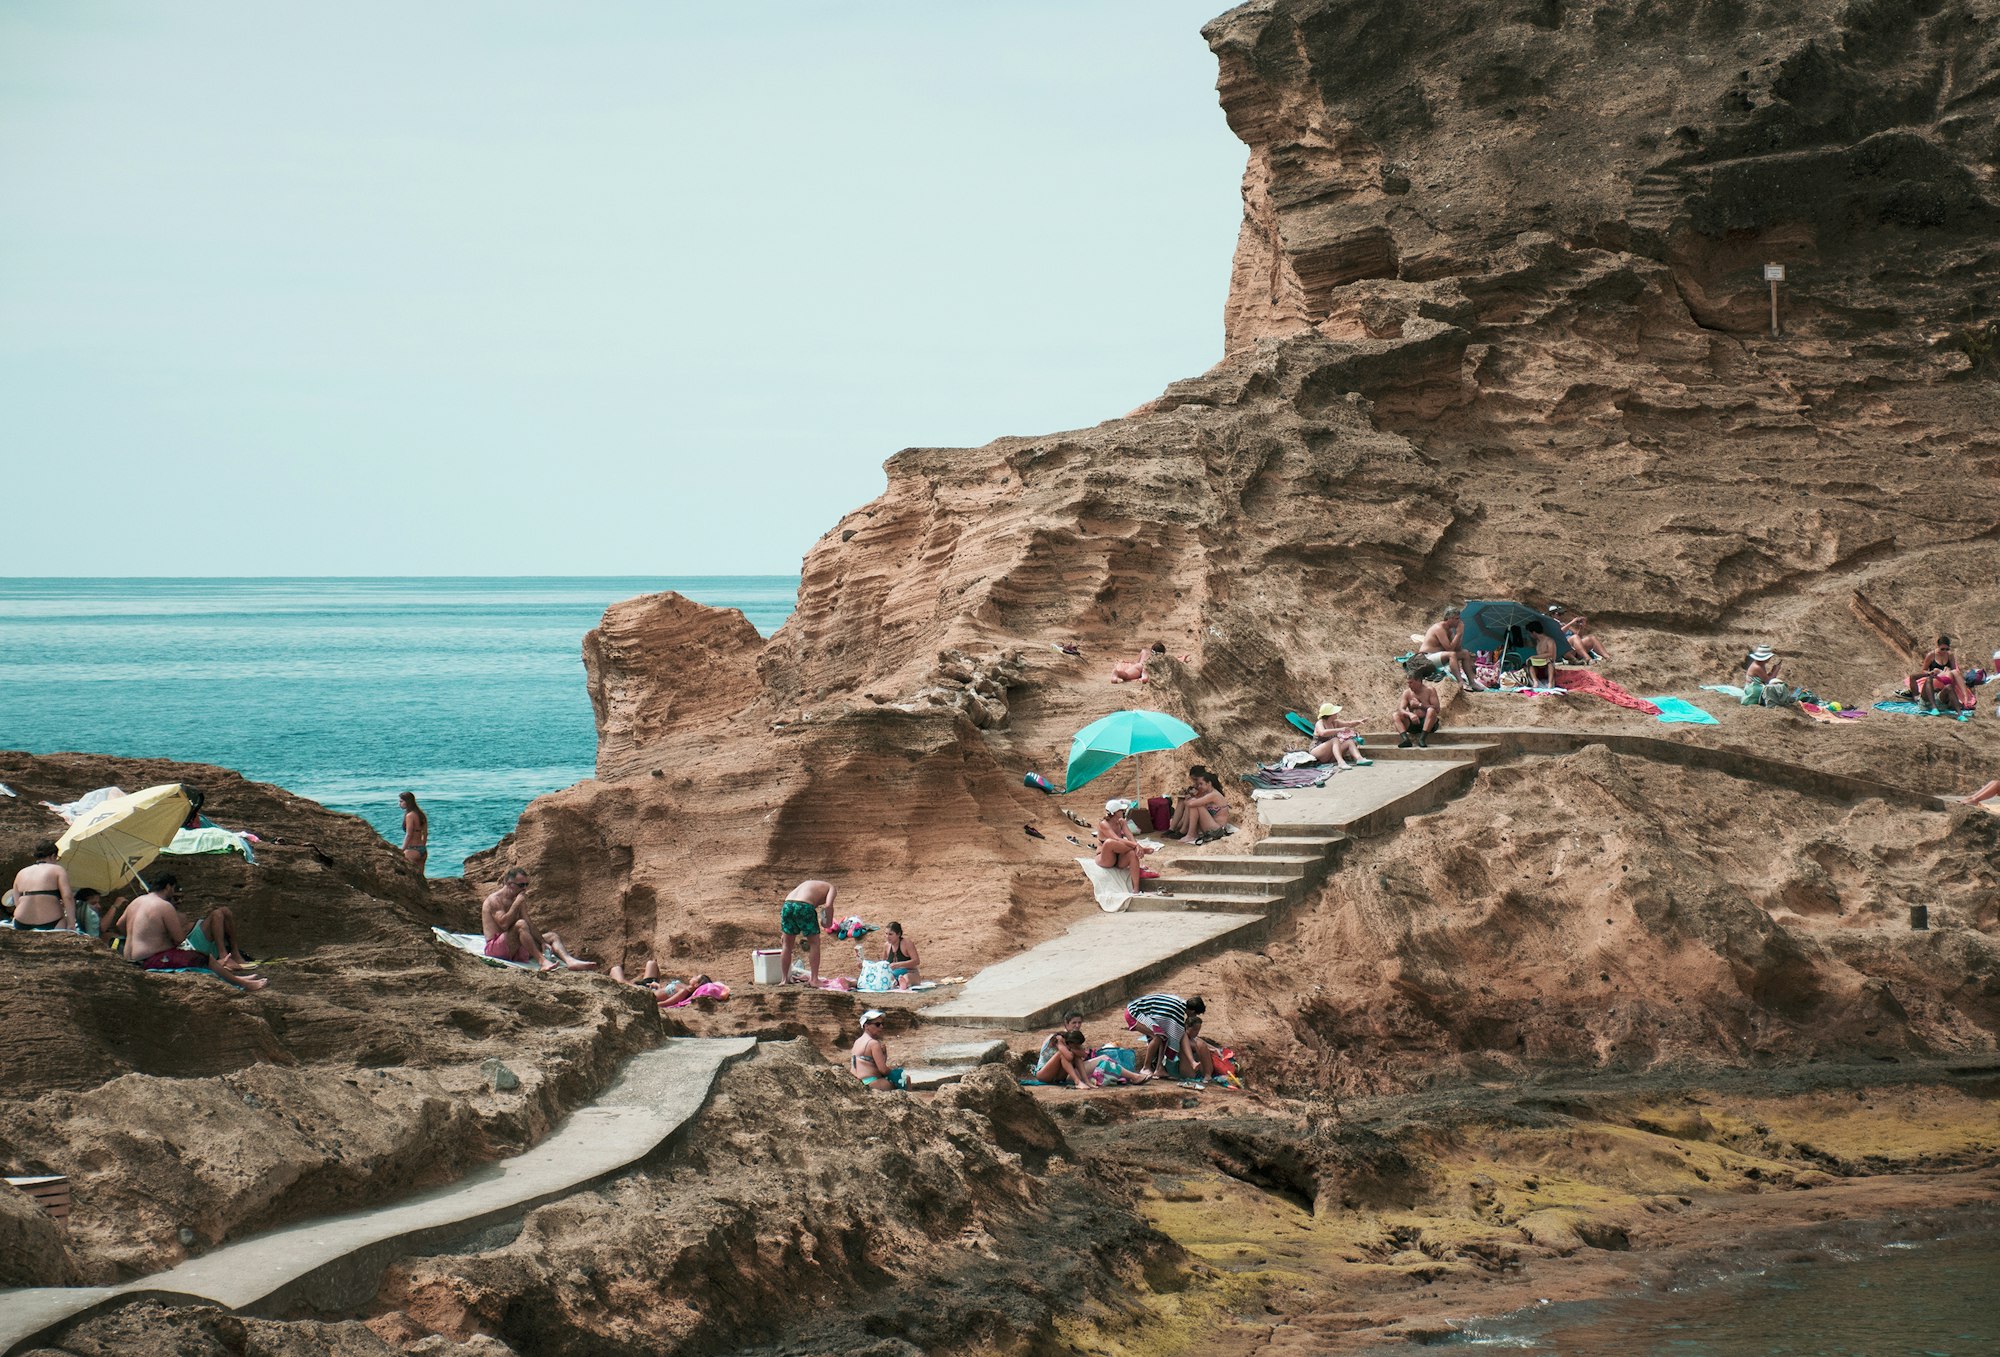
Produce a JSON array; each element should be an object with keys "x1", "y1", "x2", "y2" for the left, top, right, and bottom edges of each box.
[{"x1": 1024, "y1": 824, "x2": 1047, "y2": 840}]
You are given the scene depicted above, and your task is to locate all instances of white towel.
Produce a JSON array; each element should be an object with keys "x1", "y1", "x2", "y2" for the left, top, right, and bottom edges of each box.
[
  {"x1": 431, "y1": 926, "x2": 539, "y2": 970},
  {"x1": 1077, "y1": 857, "x2": 1135, "y2": 913}
]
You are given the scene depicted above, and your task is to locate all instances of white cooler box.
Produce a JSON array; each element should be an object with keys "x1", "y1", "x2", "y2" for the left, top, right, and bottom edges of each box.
[{"x1": 751, "y1": 948, "x2": 784, "y2": 986}]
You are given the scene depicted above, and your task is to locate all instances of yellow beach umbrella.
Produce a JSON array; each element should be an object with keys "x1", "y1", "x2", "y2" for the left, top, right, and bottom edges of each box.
[{"x1": 56, "y1": 784, "x2": 194, "y2": 893}]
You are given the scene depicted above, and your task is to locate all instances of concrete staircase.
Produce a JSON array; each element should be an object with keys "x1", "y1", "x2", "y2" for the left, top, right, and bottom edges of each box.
[{"x1": 925, "y1": 745, "x2": 1494, "y2": 1030}]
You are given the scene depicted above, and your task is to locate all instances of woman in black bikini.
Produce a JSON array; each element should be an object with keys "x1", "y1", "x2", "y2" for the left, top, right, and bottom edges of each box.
[
  {"x1": 399, "y1": 792, "x2": 429, "y2": 870},
  {"x1": 8, "y1": 842, "x2": 76, "y2": 931},
  {"x1": 883, "y1": 921, "x2": 921, "y2": 990},
  {"x1": 1911, "y1": 636, "x2": 1970, "y2": 711}
]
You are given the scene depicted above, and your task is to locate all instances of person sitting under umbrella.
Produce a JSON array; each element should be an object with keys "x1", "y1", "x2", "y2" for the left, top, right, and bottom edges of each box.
[
  {"x1": 1171, "y1": 769, "x2": 1233, "y2": 845},
  {"x1": 1095, "y1": 800, "x2": 1156, "y2": 892},
  {"x1": 1418, "y1": 607, "x2": 1484, "y2": 690},
  {"x1": 1395, "y1": 662, "x2": 1443, "y2": 747},
  {"x1": 123, "y1": 875, "x2": 266, "y2": 992},
  {"x1": 1308, "y1": 703, "x2": 1367, "y2": 769},
  {"x1": 8, "y1": 842, "x2": 76, "y2": 932}
]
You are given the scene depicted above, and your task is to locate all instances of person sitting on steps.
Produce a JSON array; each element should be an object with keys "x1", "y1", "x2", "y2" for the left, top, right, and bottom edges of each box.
[
  {"x1": 1395, "y1": 662, "x2": 1442, "y2": 748},
  {"x1": 1309, "y1": 702, "x2": 1367, "y2": 769},
  {"x1": 1095, "y1": 800, "x2": 1156, "y2": 892}
]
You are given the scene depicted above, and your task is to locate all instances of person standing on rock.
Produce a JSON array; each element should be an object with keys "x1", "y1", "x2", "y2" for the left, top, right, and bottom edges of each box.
[
  {"x1": 850, "y1": 1009, "x2": 906, "y2": 1090},
  {"x1": 1419, "y1": 607, "x2": 1483, "y2": 690},
  {"x1": 1394, "y1": 663, "x2": 1442, "y2": 747},
  {"x1": 779, "y1": 878, "x2": 836, "y2": 985},
  {"x1": 482, "y1": 868, "x2": 596, "y2": 971},
  {"x1": 8, "y1": 841, "x2": 76, "y2": 931},
  {"x1": 398, "y1": 792, "x2": 428, "y2": 870}
]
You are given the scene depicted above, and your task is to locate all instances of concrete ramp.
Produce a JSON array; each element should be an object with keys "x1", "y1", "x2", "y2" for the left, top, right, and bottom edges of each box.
[
  {"x1": 0, "y1": 1036, "x2": 757, "y2": 1356},
  {"x1": 925, "y1": 912, "x2": 1265, "y2": 1030}
]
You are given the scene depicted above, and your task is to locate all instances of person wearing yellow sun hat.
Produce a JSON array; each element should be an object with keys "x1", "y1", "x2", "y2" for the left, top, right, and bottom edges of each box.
[{"x1": 1309, "y1": 701, "x2": 1371, "y2": 770}]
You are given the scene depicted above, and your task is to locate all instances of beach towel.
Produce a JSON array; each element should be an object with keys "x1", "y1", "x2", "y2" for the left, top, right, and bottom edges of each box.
[
  {"x1": 40, "y1": 786, "x2": 124, "y2": 822},
  {"x1": 1243, "y1": 764, "x2": 1333, "y2": 789},
  {"x1": 1078, "y1": 856, "x2": 1135, "y2": 912},
  {"x1": 164, "y1": 825, "x2": 256, "y2": 861},
  {"x1": 430, "y1": 927, "x2": 539, "y2": 970},
  {"x1": 662, "y1": 980, "x2": 729, "y2": 1008},
  {"x1": 1799, "y1": 702, "x2": 1863, "y2": 723},
  {"x1": 1701, "y1": 684, "x2": 1746, "y2": 698},
  {"x1": 1554, "y1": 669, "x2": 1660, "y2": 715},
  {"x1": 1650, "y1": 697, "x2": 1718, "y2": 726},
  {"x1": 1872, "y1": 701, "x2": 1972, "y2": 722}
]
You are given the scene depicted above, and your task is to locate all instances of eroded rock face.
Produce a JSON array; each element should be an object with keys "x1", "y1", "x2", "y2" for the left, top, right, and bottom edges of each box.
[
  {"x1": 0, "y1": 752, "x2": 659, "y2": 1283},
  {"x1": 488, "y1": 0, "x2": 2000, "y2": 1076}
]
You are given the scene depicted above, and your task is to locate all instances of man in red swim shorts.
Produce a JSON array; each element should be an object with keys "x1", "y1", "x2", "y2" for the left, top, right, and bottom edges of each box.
[{"x1": 481, "y1": 869, "x2": 595, "y2": 971}]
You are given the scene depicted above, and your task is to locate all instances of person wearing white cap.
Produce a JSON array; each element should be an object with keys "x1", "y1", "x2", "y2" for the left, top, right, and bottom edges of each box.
[
  {"x1": 1309, "y1": 702, "x2": 1369, "y2": 770},
  {"x1": 850, "y1": 1010, "x2": 906, "y2": 1091},
  {"x1": 1094, "y1": 800, "x2": 1155, "y2": 892}
]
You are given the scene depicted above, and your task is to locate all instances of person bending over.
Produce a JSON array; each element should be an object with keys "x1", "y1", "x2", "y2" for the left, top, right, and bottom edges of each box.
[
  {"x1": 851, "y1": 1009, "x2": 907, "y2": 1091},
  {"x1": 1309, "y1": 702, "x2": 1367, "y2": 769},
  {"x1": 1394, "y1": 664, "x2": 1442, "y2": 748},
  {"x1": 123, "y1": 875, "x2": 266, "y2": 992},
  {"x1": 1125, "y1": 991, "x2": 1204, "y2": 1075},
  {"x1": 9, "y1": 842, "x2": 75, "y2": 931},
  {"x1": 776, "y1": 878, "x2": 836, "y2": 985},
  {"x1": 1419, "y1": 607, "x2": 1483, "y2": 690},
  {"x1": 482, "y1": 869, "x2": 595, "y2": 971}
]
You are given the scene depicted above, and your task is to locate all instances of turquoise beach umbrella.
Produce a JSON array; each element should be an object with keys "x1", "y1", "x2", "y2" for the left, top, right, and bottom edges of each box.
[{"x1": 1063, "y1": 709, "x2": 1200, "y2": 795}]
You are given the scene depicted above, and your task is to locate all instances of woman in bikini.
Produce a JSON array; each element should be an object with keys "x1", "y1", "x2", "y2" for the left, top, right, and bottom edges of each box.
[
  {"x1": 1179, "y1": 769, "x2": 1233, "y2": 846},
  {"x1": 1095, "y1": 801, "x2": 1156, "y2": 892},
  {"x1": 850, "y1": 1010, "x2": 906, "y2": 1091},
  {"x1": 1308, "y1": 703, "x2": 1367, "y2": 769},
  {"x1": 8, "y1": 842, "x2": 75, "y2": 931},
  {"x1": 1111, "y1": 642, "x2": 1167, "y2": 683},
  {"x1": 399, "y1": 792, "x2": 429, "y2": 869},
  {"x1": 882, "y1": 921, "x2": 922, "y2": 989},
  {"x1": 1911, "y1": 636, "x2": 1970, "y2": 710}
]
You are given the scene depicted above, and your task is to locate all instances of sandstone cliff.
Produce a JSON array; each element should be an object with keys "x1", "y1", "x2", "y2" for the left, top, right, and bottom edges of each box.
[{"x1": 483, "y1": 0, "x2": 2000, "y2": 1077}]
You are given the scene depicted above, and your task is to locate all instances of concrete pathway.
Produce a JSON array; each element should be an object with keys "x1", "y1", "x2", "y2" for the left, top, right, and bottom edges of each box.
[
  {"x1": 924, "y1": 912, "x2": 1267, "y2": 1030},
  {"x1": 0, "y1": 1036, "x2": 757, "y2": 1356}
]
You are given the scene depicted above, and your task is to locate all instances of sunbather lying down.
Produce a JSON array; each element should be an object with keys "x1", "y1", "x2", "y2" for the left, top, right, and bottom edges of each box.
[{"x1": 610, "y1": 959, "x2": 710, "y2": 1004}]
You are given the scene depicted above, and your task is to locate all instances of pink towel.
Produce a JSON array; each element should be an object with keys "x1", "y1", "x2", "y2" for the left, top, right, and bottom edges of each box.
[
  {"x1": 663, "y1": 981, "x2": 730, "y2": 1008},
  {"x1": 1554, "y1": 669, "x2": 1660, "y2": 715}
]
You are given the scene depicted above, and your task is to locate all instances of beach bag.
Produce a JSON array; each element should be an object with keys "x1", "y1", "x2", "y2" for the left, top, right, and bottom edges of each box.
[
  {"x1": 1146, "y1": 796, "x2": 1172, "y2": 831},
  {"x1": 1024, "y1": 771, "x2": 1055, "y2": 794},
  {"x1": 857, "y1": 959, "x2": 895, "y2": 992}
]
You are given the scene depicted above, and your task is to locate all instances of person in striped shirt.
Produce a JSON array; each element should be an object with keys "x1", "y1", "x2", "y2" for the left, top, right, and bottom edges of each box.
[{"x1": 1124, "y1": 992, "x2": 1204, "y2": 1075}]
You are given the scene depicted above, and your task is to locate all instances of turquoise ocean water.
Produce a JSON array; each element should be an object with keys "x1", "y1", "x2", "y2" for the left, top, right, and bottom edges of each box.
[{"x1": 1, "y1": 578, "x2": 796, "y2": 874}]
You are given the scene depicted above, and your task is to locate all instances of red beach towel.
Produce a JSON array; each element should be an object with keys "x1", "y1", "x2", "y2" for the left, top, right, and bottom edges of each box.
[{"x1": 1554, "y1": 669, "x2": 1661, "y2": 715}]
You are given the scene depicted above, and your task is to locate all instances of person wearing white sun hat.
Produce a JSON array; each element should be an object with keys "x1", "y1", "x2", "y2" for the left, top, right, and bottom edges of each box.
[
  {"x1": 850, "y1": 1010, "x2": 906, "y2": 1091},
  {"x1": 1309, "y1": 701, "x2": 1370, "y2": 770}
]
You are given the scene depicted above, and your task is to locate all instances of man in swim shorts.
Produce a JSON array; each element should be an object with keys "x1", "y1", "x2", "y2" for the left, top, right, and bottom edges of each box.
[
  {"x1": 8, "y1": 841, "x2": 75, "y2": 931},
  {"x1": 1125, "y1": 992, "x2": 1204, "y2": 1075},
  {"x1": 481, "y1": 869, "x2": 596, "y2": 971},
  {"x1": 1418, "y1": 607, "x2": 1483, "y2": 690},
  {"x1": 778, "y1": 878, "x2": 836, "y2": 985},
  {"x1": 850, "y1": 1009, "x2": 906, "y2": 1090},
  {"x1": 123, "y1": 875, "x2": 267, "y2": 992}
]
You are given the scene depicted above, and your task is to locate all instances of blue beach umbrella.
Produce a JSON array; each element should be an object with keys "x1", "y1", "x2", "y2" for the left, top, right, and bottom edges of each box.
[{"x1": 1063, "y1": 709, "x2": 1200, "y2": 797}]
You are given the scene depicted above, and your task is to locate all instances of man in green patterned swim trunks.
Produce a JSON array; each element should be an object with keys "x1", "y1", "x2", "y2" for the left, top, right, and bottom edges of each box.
[{"x1": 778, "y1": 878, "x2": 837, "y2": 985}]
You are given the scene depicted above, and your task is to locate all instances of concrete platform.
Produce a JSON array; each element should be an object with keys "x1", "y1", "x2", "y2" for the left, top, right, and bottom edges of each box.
[
  {"x1": 924, "y1": 912, "x2": 1266, "y2": 1030},
  {"x1": 1256, "y1": 757, "x2": 1478, "y2": 836},
  {"x1": 0, "y1": 1036, "x2": 757, "y2": 1356}
]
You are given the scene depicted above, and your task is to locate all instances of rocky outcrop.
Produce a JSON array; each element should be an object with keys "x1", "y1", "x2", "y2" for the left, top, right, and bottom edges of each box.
[{"x1": 484, "y1": 0, "x2": 2000, "y2": 1079}]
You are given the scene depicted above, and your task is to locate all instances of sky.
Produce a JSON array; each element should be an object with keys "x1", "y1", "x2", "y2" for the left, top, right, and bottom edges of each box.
[{"x1": 0, "y1": 2, "x2": 1246, "y2": 576}]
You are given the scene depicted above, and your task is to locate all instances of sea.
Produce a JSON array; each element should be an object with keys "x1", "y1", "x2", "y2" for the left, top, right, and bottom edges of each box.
[{"x1": 0, "y1": 577, "x2": 797, "y2": 874}]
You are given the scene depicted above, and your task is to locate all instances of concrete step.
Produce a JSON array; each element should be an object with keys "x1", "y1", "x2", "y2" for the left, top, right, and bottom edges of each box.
[
  {"x1": 911, "y1": 1038, "x2": 1007, "y2": 1069},
  {"x1": 1254, "y1": 833, "x2": 1350, "y2": 858},
  {"x1": 925, "y1": 911, "x2": 1268, "y2": 1030},
  {"x1": 1193, "y1": 853, "x2": 1320, "y2": 875},
  {"x1": 1149, "y1": 872, "x2": 1303, "y2": 898},
  {"x1": 1347, "y1": 745, "x2": 1492, "y2": 764},
  {"x1": 1122, "y1": 891, "x2": 1288, "y2": 914}
]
